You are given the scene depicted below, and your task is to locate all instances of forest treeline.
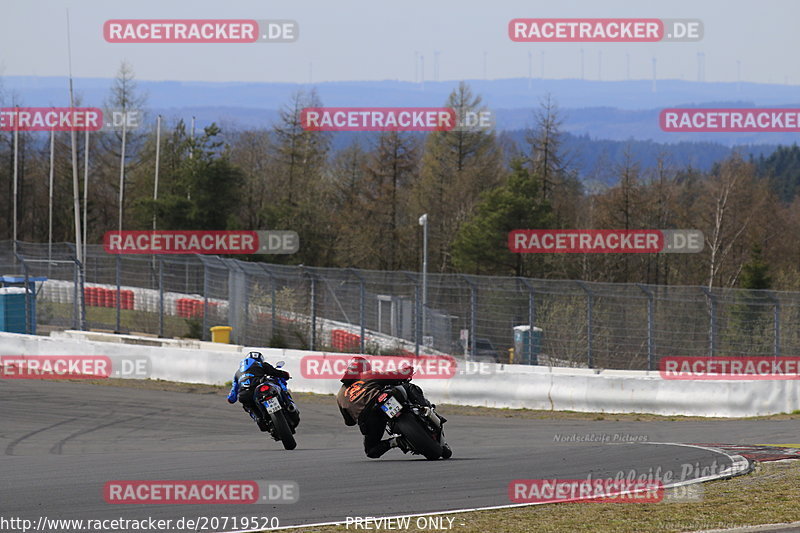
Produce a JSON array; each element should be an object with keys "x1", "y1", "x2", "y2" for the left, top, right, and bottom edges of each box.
[{"x1": 3, "y1": 64, "x2": 800, "y2": 291}]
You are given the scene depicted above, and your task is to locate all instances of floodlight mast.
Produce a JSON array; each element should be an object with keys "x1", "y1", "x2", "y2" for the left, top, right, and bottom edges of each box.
[{"x1": 67, "y1": 9, "x2": 84, "y2": 328}]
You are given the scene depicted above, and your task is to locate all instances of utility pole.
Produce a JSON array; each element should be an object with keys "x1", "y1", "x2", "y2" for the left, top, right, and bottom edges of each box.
[
  {"x1": 117, "y1": 117, "x2": 127, "y2": 233},
  {"x1": 48, "y1": 128, "x2": 54, "y2": 269},
  {"x1": 418, "y1": 214, "x2": 428, "y2": 338},
  {"x1": 153, "y1": 115, "x2": 162, "y2": 230},
  {"x1": 67, "y1": 9, "x2": 84, "y2": 328},
  {"x1": 83, "y1": 130, "x2": 89, "y2": 265},
  {"x1": 12, "y1": 105, "x2": 19, "y2": 258}
]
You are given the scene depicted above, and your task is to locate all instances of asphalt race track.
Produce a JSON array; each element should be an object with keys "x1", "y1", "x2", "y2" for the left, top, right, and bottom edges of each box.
[{"x1": 1, "y1": 379, "x2": 796, "y2": 531}]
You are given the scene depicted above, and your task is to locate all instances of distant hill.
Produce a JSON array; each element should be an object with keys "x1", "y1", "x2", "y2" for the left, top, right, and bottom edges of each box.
[
  {"x1": 6, "y1": 75, "x2": 798, "y2": 109},
  {"x1": 534, "y1": 132, "x2": 776, "y2": 185},
  {"x1": 320, "y1": 131, "x2": 776, "y2": 186},
  {"x1": 4, "y1": 76, "x2": 798, "y2": 145},
  {"x1": 2, "y1": 75, "x2": 791, "y2": 179}
]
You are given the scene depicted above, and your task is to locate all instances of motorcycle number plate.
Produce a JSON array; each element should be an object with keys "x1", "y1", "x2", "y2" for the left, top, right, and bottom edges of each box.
[
  {"x1": 263, "y1": 397, "x2": 281, "y2": 414},
  {"x1": 380, "y1": 396, "x2": 402, "y2": 418}
]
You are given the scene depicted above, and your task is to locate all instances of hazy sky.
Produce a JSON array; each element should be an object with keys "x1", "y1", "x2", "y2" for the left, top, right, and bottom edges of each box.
[{"x1": 1, "y1": 0, "x2": 799, "y2": 85}]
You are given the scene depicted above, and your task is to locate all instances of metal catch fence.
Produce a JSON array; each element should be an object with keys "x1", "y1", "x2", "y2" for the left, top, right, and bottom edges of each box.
[{"x1": 1, "y1": 240, "x2": 798, "y2": 370}]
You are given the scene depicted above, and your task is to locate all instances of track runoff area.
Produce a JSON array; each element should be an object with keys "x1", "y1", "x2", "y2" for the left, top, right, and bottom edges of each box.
[{"x1": 1, "y1": 365, "x2": 799, "y2": 533}]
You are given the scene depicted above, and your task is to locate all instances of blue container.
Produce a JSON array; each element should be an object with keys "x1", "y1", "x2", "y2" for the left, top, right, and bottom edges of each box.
[
  {"x1": 0, "y1": 276, "x2": 46, "y2": 334},
  {"x1": 0, "y1": 287, "x2": 27, "y2": 333},
  {"x1": 513, "y1": 325, "x2": 542, "y2": 365}
]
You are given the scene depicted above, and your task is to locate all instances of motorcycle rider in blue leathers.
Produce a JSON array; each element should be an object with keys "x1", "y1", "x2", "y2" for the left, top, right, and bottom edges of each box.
[{"x1": 227, "y1": 351, "x2": 296, "y2": 431}]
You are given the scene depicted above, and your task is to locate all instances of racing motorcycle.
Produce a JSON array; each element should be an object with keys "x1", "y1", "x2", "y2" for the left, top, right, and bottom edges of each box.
[
  {"x1": 374, "y1": 382, "x2": 452, "y2": 460},
  {"x1": 252, "y1": 361, "x2": 299, "y2": 450}
]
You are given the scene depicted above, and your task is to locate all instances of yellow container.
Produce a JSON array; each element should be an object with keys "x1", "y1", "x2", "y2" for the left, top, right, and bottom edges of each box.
[{"x1": 210, "y1": 325, "x2": 233, "y2": 344}]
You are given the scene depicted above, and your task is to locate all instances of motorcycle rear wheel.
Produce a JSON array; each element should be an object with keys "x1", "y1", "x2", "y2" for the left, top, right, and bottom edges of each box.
[
  {"x1": 394, "y1": 412, "x2": 443, "y2": 460},
  {"x1": 269, "y1": 410, "x2": 297, "y2": 450},
  {"x1": 441, "y1": 443, "x2": 452, "y2": 459}
]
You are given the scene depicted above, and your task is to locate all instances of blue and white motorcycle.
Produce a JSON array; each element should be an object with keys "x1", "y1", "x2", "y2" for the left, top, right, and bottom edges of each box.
[{"x1": 252, "y1": 361, "x2": 299, "y2": 450}]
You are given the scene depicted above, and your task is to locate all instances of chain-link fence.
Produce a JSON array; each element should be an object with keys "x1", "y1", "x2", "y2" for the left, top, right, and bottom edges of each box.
[{"x1": 1, "y1": 239, "x2": 799, "y2": 370}]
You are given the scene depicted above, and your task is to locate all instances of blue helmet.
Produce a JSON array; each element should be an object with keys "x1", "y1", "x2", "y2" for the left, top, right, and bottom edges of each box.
[{"x1": 247, "y1": 351, "x2": 264, "y2": 363}]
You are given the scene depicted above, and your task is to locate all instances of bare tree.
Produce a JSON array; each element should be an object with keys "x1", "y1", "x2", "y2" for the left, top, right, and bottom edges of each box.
[
  {"x1": 271, "y1": 90, "x2": 329, "y2": 207},
  {"x1": 364, "y1": 131, "x2": 420, "y2": 269},
  {"x1": 95, "y1": 61, "x2": 148, "y2": 235},
  {"x1": 228, "y1": 129, "x2": 273, "y2": 228},
  {"x1": 702, "y1": 156, "x2": 764, "y2": 288},
  {"x1": 328, "y1": 141, "x2": 370, "y2": 266},
  {"x1": 525, "y1": 94, "x2": 568, "y2": 203}
]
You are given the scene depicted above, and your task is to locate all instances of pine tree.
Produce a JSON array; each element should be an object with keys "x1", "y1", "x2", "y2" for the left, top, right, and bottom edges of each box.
[
  {"x1": 452, "y1": 160, "x2": 553, "y2": 276},
  {"x1": 411, "y1": 82, "x2": 502, "y2": 272}
]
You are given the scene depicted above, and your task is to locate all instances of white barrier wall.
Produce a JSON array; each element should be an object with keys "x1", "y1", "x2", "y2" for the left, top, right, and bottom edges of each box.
[{"x1": 1, "y1": 331, "x2": 798, "y2": 417}]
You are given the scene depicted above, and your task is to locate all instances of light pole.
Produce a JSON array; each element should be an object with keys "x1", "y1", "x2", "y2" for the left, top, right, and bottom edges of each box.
[
  {"x1": 48, "y1": 128, "x2": 54, "y2": 271},
  {"x1": 418, "y1": 213, "x2": 428, "y2": 339},
  {"x1": 12, "y1": 106, "x2": 19, "y2": 259},
  {"x1": 83, "y1": 130, "x2": 89, "y2": 265},
  {"x1": 153, "y1": 115, "x2": 161, "y2": 231},
  {"x1": 67, "y1": 10, "x2": 84, "y2": 329},
  {"x1": 118, "y1": 116, "x2": 127, "y2": 234}
]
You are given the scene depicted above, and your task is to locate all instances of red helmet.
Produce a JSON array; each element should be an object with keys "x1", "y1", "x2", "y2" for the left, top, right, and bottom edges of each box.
[{"x1": 341, "y1": 356, "x2": 371, "y2": 382}]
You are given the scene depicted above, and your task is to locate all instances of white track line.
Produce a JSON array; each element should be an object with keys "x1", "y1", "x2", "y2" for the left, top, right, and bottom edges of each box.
[{"x1": 221, "y1": 442, "x2": 754, "y2": 532}]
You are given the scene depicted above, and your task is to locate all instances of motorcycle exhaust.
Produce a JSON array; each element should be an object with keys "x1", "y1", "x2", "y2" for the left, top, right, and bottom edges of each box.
[{"x1": 423, "y1": 407, "x2": 441, "y2": 428}]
